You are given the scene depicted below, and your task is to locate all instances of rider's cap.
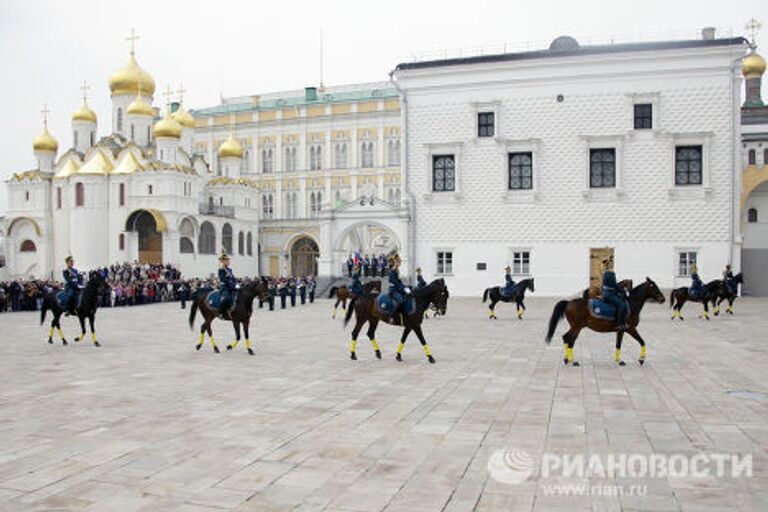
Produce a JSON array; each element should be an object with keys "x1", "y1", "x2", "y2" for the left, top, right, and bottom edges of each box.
[
  {"x1": 505, "y1": 266, "x2": 511, "y2": 272},
  {"x1": 416, "y1": 267, "x2": 422, "y2": 273},
  {"x1": 219, "y1": 251, "x2": 230, "y2": 262},
  {"x1": 690, "y1": 264, "x2": 698, "y2": 273},
  {"x1": 65, "y1": 255, "x2": 73, "y2": 264}
]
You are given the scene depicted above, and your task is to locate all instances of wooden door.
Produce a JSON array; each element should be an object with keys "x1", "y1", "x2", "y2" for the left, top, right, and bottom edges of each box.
[
  {"x1": 269, "y1": 256, "x2": 279, "y2": 277},
  {"x1": 589, "y1": 248, "x2": 614, "y2": 289}
]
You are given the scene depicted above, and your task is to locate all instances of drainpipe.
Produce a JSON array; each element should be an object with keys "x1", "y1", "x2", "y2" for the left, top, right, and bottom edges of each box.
[
  {"x1": 729, "y1": 47, "x2": 743, "y2": 272},
  {"x1": 388, "y1": 69, "x2": 416, "y2": 280}
]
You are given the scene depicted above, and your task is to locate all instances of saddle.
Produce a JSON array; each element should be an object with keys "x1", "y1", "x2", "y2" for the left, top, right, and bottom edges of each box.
[
  {"x1": 588, "y1": 299, "x2": 628, "y2": 322},
  {"x1": 56, "y1": 290, "x2": 82, "y2": 311},
  {"x1": 376, "y1": 294, "x2": 416, "y2": 321},
  {"x1": 501, "y1": 284, "x2": 519, "y2": 299},
  {"x1": 207, "y1": 290, "x2": 237, "y2": 314}
]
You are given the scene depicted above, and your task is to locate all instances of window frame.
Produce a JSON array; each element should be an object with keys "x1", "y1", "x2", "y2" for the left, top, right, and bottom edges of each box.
[
  {"x1": 511, "y1": 250, "x2": 531, "y2": 276},
  {"x1": 676, "y1": 250, "x2": 698, "y2": 278},
  {"x1": 748, "y1": 207, "x2": 758, "y2": 223},
  {"x1": 589, "y1": 148, "x2": 617, "y2": 189},
  {"x1": 423, "y1": 143, "x2": 463, "y2": 200},
  {"x1": 674, "y1": 145, "x2": 704, "y2": 187},
  {"x1": 435, "y1": 250, "x2": 453, "y2": 276},
  {"x1": 431, "y1": 154, "x2": 456, "y2": 193},
  {"x1": 633, "y1": 103, "x2": 653, "y2": 130},
  {"x1": 508, "y1": 152, "x2": 533, "y2": 191},
  {"x1": 472, "y1": 101, "x2": 500, "y2": 142},
  {"x1": 477, "y1": 111, "x2": 495, "y2": 138},
  {"x1": 75, "y1": 182, "x2": 85, "y2": 207}
]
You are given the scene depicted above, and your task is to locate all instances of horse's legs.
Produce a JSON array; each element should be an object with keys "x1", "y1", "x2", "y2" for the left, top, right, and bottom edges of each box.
[
  {"x1": 395, "y1": 327, "x2": 411, "y2": 362},
  {"x1": 614, "y1": 331, "x2": 626, "y2": 366},
  {"x1": 343, "y1": 298, "x2": 348, "y2": 313},
  {"x1": 366, "y1": 319, "x2": 382, "y2": 359},
  {"x1": 350, "y1": 318, "x2": 365, "y2": 360},
  {"x1": 727, "y1": 296, "x2": 735, "y2": 314},
  {"x1": 332, "y1": 298, "x2": 339, "y2": 318},
  {"x1": 701, "y1": 299, "x2": 710, "y2": 320},
  {"x1": 243, "y1": 320, "x2": 254, "y2": 355},
  {"x1": 76, "y1": 314, "x2": 86, "y2": 342},
  {"x1": 626, "y1": 328, "x2": 647, "y2": 365},
  {"x1": 488, "y1": 299, "x2": 497, "y2": 319},
  {"x1": 562, "y1": 328, "x2": 581, "y2": 366},
  {"x1": 676, "y1": 296, "x2": 686, "y2": 321},
  {"x1": 516, "y1": 299, "x2": 524, "y2": 320},
  {"x1": 208, "y1": 323, "x2": 220, "y2": 353},
  {"x1": 412, "y1": 324, "x2": 435, "y2": 364},
  {"x1": 197, "y1": 323, "x2": 206, "y2": 351},
  {"x1": 227, "y1": 322, "x2": 241, "y2": 350},
  {"x1": 89, "y1": 315, "x2": 100, "y2": 347}
]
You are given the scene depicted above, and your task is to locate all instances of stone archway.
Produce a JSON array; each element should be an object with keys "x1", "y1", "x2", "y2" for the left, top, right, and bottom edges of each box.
[
  {"x1": 290, "y1": 236, "x2": 319, "y2": 277},
  {"x1": 742, "y1": 180, "x2": 768, "y2": 295},
  {"x1": 126, "y1": 210, "x2": 166, "y2": 265}
]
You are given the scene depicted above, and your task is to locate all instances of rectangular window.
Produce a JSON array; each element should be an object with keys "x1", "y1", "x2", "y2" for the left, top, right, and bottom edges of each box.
[
  {"x1": 477, "y1": 112, "x2": 495, "y2": 137},
  {"x1": 119, "y1": 183, "x2": 125, "y2": 206},
  {"x1": 678, "y1": 251, "x2": 697, "y2": 277},
  {"x1": 432, "y1": 155, "x2": 455, "y2": 192},
  {"x1": 436, "y1": 251, "x2": 453, "y2": 275},
  {"x1": 590, "y1": 148, "x2": 616, "y2": 188},
  {"x1": 513, "y1": 251, "x2": 530, "y2": 275},
  {"x1": 675, "y1": 145, "x2": 703, "y2": 186},
  {"x1": 148, "y1": 185, "x2": 153, "y2": 195},
  {"x1": 476, "y1": 262, "x2": 487, "y2": 271},
  {"x1": 634, "y1": 103, "x2": 652, "y2": 129},
  {"x1": 508, "y1": 152, "x2": 533, "y2": 190}
]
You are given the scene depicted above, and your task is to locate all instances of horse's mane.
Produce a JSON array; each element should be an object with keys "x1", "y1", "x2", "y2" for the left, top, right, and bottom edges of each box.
[{"x1": 413, "y1": 278, "x2": 444, "y2": 301}]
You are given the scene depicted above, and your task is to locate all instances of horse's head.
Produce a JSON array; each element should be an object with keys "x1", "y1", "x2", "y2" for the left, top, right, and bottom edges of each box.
[
  {"x1": 87, "y1": 272, "x2": 107, "y2": 294},
  {"x1": 256, "y1": 276, "x2": 271, "y2": 302},
  {"x1": 429, "y1": 278, "x2": 449, "y2": 315},
  {"x1": 528, "y1": 278, "x2": 535, "y2": 293},
  {"x1": 643, "y1": 277, "x2": 665, "y2": 304}
]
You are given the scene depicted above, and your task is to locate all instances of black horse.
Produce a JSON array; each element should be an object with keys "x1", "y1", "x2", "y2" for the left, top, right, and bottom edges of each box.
[
  {"x1": 40, "y1": 272, "x2": 107, "y2": 347},
  {"x1": 343, "y1": 279, "x2": 449, "y2": 363},
  {"x1": 710, "y1": 273, "x2": 744, "y2": 315},
  {"x1": 669, "y1": 279, "x2": 724, "y2": 320},
  {"x1": 482, "y1": 278, "x2": 534, "y2": 319},
  {"x1": 189, "y1": 278, "x2": 271, "y2": 355}
]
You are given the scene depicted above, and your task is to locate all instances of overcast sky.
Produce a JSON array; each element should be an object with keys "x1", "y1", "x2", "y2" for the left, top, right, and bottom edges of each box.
[{"x1": 0, "y1": 0, "x2": 765, "y2": 213}]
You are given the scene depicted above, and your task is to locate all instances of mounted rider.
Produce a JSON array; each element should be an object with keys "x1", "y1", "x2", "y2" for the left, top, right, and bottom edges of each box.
[
  {"x1": 62, "y1": 255, "x2": 82, "y2": 316},
  {"x1": 600, "y1": 256, "x2": 628, "y2": 330},
  {"x1": 218, "y1": 252, "x2": 237, "y2": 320},
  {"x1": 349, "y1": 263, "x2": 364, "y2": 297},
  {"x1": 415, "y1": 267, "x2": 427, "y2": 290},
  {"x1": 502, "y1": 266, "x2": 516, "y2": 298},
  {"x1": 388, "y1": 252, "x2": 410, "y2": 321},
  {"x1": 689, "y1": 264, "x2": 705, "y2": 300},
  {"x1": 722, "y1": 264, "x2": 736, "y2": 295}
]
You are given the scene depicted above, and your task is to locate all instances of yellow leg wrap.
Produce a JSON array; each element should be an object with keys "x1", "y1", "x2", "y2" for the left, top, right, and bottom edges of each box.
[
  {"x1": 231, "y1": 339, "x2": 239, "y2": 348},
  {"x1": 566, "y1": 347, "x2": 574, "y2": 363},
  {"x1": 703, "y1": 311, "x2": 709, "y2": 319},
  {"x1": 370, "y1": 339, "x2": 380, "y2": 351},
  {"x1": 727, "y1": 306, "x2": 733, "y2": 313},
  {"x1": 199, "y1": 333, "x2": 204, "y2": 344},
  {"x1": 640, "y1": 346, "x2": 646, "y2": 359},
  {"x1": 210, "y1": 336, "x2": 217, "y2": 348},
  {"x1": 714, "y1": 307, "x2": 720, "y2": 315},
  {"x1": 489, "y1": 309, "x2": 494, "y2": 318},
  {"x1": 422, "y1": 344, "x2": 431, "y2": 357},
  {"x1": 350, "y1": 339, "x2": 357, "y2": 353},
  {"x1": 397, "y1": 342, "x2": 404, "y2": 354},
  {"x1": 48, "y1": 327, "x2": 54, "y2": 338},
  {"x1": 614, "y1": 348, "x2": 621, "y2": 362},
  {"x1": 57, "y1": 328, "x2": 64, "y2": 338},
  {"x1": 91, "y1": 332, "x2": 97, "y2": 343},
  {"x1": 245, "y1": 339, "x2": 251, "y2": 350},
  {"x1": 517, "y1": 311, "x2": 523, "y2": 319}
]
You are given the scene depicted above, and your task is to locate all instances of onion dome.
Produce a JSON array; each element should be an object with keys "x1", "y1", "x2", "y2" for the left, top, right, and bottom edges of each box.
[
  {"x1": 153, "y1": 110, "x2": 182, "y2": 139},
  {"x1": 32, "y1": 127, "x2": 58, "y2": 152},
  {"x1": 109, "y1": 54, "x2": 156, "y2": 97},
  {"x1": 127, "y1": 94, "x2": 155, "y2": 117},
  {"x1": 172, "y1": 105, "x2": 195, "y2": 128},
  {"x1": 743, "y1": 50, "x2": 766, "y2": 79},
  {"x1": 72, "y1": 102, "x2": 97, "y2": 123},
  {"x1": 218, "y1": 134, "x2": 244, "y2": 159}
]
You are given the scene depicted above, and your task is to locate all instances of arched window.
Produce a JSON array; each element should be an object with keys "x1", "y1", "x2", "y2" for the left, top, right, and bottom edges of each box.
[
  {"x1": 131, "y1": 124, "x2": 135, "y2": 140},
  {"x1": 247, "y1": 232, "x2": 253, "y2": 256},
  {"x1": 198, "y1": 221, "x2": 216, "y2": 254},
  {"x1": 388, "y1": 188, "x2": 395, "y2": 203},
  {"x1": 222, "y1": 223, "x2": 233, "y2": 254},
  {"x1": 748, "y1": 149, "x2": 756, "y2": 165},
  {"x1": 335, "y1": 143, "x2": 348, "y2": 169},
  {"x1": 119, "y1": 233, "x2": 125, "y2": 251},
  {"x1": 361, "y1": 141, "x2": 374, "y2": 168},
  {"x1": 20, "y1": 240, "x2": 36, "y2": 252},
  {"x1": 179, "y1": 217, "x2": 195, "y2": 254},
  {"x1": 25, "y1": 191, "x2": 30, "y2": 202},
  {"x1": 56, "y1": 187, "x2": 62, "y2": 209},
  {"x1": 75, "y1": 182, "x2": 85, "y2": 207},
  {"x1": 262, "y1": 147, "x2": 273, "y2": 173},
  {"x1": 74, "y1": 131, "x2": 78, "y2": 148},
  {"x1": 238, "y1": 231, "x2": 245, "y2": 255},
  {"x1": 395, "y1": 189, "x2": 401, "y2": 205},
  {"x1": 91, "y1": 131, "x2": 95, "y2": 147},
  {"x1": 117, "y1": 108, "x2": 123, "y2": 132},
  {"x1": 180, "y1": 237, "x2": 194, "y2": 253},
  {"x1": 119, "y1": 183, "x2": 125, "y2": 206},
  {"x1": 748, "y1": 208, "x2": 758, "y2": 223}
]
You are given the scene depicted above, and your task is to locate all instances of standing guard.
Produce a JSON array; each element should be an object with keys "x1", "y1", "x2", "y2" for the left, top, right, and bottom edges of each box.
[{"x1": 308, "y1": 276, "x2": 316, "y2": 303}]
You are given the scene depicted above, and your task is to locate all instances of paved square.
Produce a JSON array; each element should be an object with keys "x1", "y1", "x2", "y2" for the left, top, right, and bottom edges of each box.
[{"x1": 1, "y1": 296, "x2": 767, "y2": 511}]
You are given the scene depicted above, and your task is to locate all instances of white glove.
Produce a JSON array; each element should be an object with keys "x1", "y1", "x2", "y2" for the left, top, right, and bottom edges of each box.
[{"x1": 404, "y1": 287, "x2": 412, "y2": 294}]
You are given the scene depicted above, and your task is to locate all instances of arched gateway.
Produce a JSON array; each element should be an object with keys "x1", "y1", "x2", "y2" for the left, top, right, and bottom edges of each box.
[
  {"x1": 125, "y1": 209, "x2": 167, "y2": 265},
  {"x1": 290, "y1": 237, "x2": 319, "y2": 276}
]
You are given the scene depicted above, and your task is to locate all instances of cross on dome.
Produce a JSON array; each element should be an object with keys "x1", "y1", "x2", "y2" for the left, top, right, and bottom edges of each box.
[
  {"x1": 176, "y1": 83, "x2": 187, "y2": 104},
  {"x1": 80, "y1": 80, "x2": 91, "y2": 103},
  {"x1": 126, "y1": 28, "x2": 140, "y2": 56},
  {"x1": 41, "y1": 104, "x2": 51, "y2": 128},
  {"x1": 746, "y1": 18, "x2": 762, "y2": 46}
]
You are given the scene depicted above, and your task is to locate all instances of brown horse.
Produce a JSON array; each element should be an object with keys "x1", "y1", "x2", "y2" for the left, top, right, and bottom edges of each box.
[
  {"x1": 545, "y1": 277, "x2": 665, "y2": 366},
  {"x1": 582, "y1": 279, "x2": 633, "y2": 299},
  {"x1": 329, "y1": 280, "x2": 382, "y2": 318},
  {"x1": 189, "y1": 278, "x2": 271, "y2": 355},
  {"x1": 669, "y1": 279, "x2": 724, "y2": 320},
  {"x1": 343, "y1": 279, "x2": 449, "y2": 363}
]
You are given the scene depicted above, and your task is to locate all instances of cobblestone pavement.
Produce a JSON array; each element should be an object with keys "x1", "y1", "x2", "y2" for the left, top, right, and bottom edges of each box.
[{"x1": 0, "y1": 295, "x2": 767, "y2": 511}]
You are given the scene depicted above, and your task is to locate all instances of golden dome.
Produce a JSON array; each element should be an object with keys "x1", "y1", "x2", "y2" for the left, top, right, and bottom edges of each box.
[
  {"x1": 109, "y1": 54, "x2": 156, "y2": 97},
  {"x1": 172, "y1": 106, "x2": 195, "y2": 128},
  {"x1": 72, "y1": 102, "x2": 97, "y2": 123},
  {"x1": 127, "y1": 95, "x2": 155, "y2": 117},
  {"x1": 218, "y1": 134, "x2": 244, "y2": 159},
  {"x1": 153, "y1": 111, "x2": 182, "y2": 139},
  {"x1": 743, "y1": 50, "x2": 766, "y2": 78},
  {"x1": 32, "y1": 127, "x2": 58, "y2": 153}
]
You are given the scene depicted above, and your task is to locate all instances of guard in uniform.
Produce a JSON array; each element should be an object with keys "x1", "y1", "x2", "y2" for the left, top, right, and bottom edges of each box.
[
  {"x1": 388, "y1": 253, "x2": 410, "y2": 321},
  {"x1": 503, "y1": 266, "x2": 515, "y2": 298},
  {"x1": 415, "y1": 267, "x2": 427, "y2": 290},
  {"x1": 349, "y1": 265, "x2": 364, "y2": 297},
  {"x1": 308, "y1": 276, "x2": 316, "y2": 303},
  {"x1": 723, "y1": 264, "x2": 736, "y2": 295},
  {"x1": 218, "y1": 252, "x2": 237, "y2": 320},
  {"x1": 62, "y1": 256, "x2": 82, "y2": 316},
  {"x1": 600, "y1": 257, "x2": 628, "y2": 330},
  {"x1": 689, "y1": 264, "x2": 704, "y2": 300}
]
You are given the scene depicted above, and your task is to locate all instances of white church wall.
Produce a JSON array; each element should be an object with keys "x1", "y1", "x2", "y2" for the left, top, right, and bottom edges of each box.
[{"x1": 744, "y1": 185, "x2": 768, "y2": 249}]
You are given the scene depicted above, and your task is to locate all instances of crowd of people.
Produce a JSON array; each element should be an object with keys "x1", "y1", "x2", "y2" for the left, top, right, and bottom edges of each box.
[{"x1": 344, "y1": 253, "x2": 390, "y2": 278}]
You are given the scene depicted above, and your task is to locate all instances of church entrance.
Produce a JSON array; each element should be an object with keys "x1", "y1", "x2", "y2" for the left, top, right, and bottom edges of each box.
[
  {"x1": 290, "y1": 237, "x2": 319, "y2": 277},
  {"x1": 126, "y1": 210, "x2": 165, "y2": 265}
]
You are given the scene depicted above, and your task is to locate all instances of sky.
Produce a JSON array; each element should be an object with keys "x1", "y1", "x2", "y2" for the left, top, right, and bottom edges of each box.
[{"x1": 0, "y1": 0, "x2": 765, "y2": 213}]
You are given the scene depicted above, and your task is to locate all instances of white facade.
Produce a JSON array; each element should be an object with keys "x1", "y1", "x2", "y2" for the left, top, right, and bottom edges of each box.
[{"x1": 394, "y1": 36, "x2": 748, "y2": 296}]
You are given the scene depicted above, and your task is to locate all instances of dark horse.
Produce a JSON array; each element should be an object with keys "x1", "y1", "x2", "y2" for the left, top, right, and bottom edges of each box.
[
  {"x1": 669, "y1": 279, "x2": 725, "y2": 320},
  {"x1": 710, "y1": 273, "x2": 743, "y2": 315},
  {"x1": 582, "y1": 279, "x2": 633, "y2": 300},
  {"x1": 41, "y1": 272, "x2": 107, "y2": 347},
  {"x1": 545, "y1": 278, "x2": 666, "y2": 366},
  {"x1": 482, "y1": 278, "x2": 535, "y2": 320},
  {"x1": 343, "y1": 279, "x2": 449, "y2": 363},
  {"x1": 189, "y1": 278, "x2": 271, "y2": 355},
  {"x1": 328, "y1": 280, "x2": 382, "y2": 318}
]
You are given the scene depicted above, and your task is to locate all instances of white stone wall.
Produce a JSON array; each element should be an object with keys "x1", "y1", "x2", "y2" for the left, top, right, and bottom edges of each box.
[
  {"x1": 744, "y1": 182, "x2": 768, "y2": 249},
  {"x1": 397, "y1": 44, "x2": 743, "y2": 296}
]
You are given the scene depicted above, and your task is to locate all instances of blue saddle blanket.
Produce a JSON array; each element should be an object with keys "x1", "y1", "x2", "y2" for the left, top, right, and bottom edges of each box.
[
  {"x1": 56, "y1": 290, "x2": 79, "y2": 310},
  {"x1": 588, "y1": 299, "x2": 617, "y2": 321},
  {"x1": 207, "y1": 290, "x2": 223, "y2": 310},
  {"x1": 501, "y1": 284, "x2": 520, "y2": 299},
  {"x1": 376, "y1": 294, "x2": 416, "y2": 317}
]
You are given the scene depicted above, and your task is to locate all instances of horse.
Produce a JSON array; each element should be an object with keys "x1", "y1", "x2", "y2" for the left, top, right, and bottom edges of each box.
[
  {"x1": 343, "y1": 279, "x2": 449, "y2": 363},
  {"x1": 669, "y1": 279, "x2": 724, "y2": 320},
  {"x1": 710, "y1": 273, "x2": 743, "y2": 315},
  {"x1": 545, "y1": 277, "x2": 666, "y2": 366},
  {"x1": 329, "y1": 280, "x2": 382, "y2": 318},
  {"x1": 189, "y1": 278, "x2": 271, "y2": 355},
  {"x1": 582, "y1": 279, "x2": 633, "y2": 300},
  {"x1": 40, "y1": 272, "x2": 107, "y2": 347},
  {"x1": 482, "y1": 278, "x2": 535, "y2": 319}
]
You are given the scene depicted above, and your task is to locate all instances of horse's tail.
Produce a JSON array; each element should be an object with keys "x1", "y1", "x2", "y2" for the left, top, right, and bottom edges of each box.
[
  {"x1": 482, "y1": 288, "x2": 489, "y2": 303},
  {"x1": 328, "y1": 286, "x2": 338, "y2": 299},
  {"x1": 189, "y1": 296, "x2": 198, "y2": 330},
  {"x1": 343, "y1": 298, "x2": 356, "y2": 328},
  {"x1": 545, "y1": 300, "x2": 569, "y2": 344},
  {"x1": 40, "y1": 294, "x2": 50, "y2": 325}
]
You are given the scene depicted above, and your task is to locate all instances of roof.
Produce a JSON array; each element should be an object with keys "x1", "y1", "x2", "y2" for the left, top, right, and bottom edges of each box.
[
  {"x1": 394, "y1": 37, "x2": 749, "y2": 72},
  {"x1": 192, "y1": 87, "x2": 398, "y2": 117}
]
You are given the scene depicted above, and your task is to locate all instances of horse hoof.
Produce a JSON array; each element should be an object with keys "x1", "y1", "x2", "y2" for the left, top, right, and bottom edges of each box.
[
  {"x1": 74, "y1": 336, "x2": 80, "y2": 343},
  {"x1": 396, "y1": 353, "x2": 402, "y2": 362},
  {"x1": 427, "y1": 355, "x2": 436, "y2": 364},
  {"x1": 62, "y1": 339, "x2": 68, "y2": 346},
  {"x1": 94, "y1": 341, "x2": 101, "y2": 348},
  {"x1": 350, "y1": 352, "x2": 357, "y2": 360},
  {"x1": 572, "y1": 361, "x2": 581, "y2": 367},
  {"x1": 248, "y1": 348, "x2": 255, "y2": 356},
  {"x1": 195, "y1": 344, "x2": 202, "y2": 351},
  {"x1": 375, "y1": 350, "x2": 382, "y2": 359},
  {"x1": 214, "y1": 346, "x2": 220, "y2": 354},
  {"x1": 639, "y1": 358, "x2": 645, "y2": 366},
  {"x1": 618, "y1": 360, "x2": 626, "y2": 367},
  {"x1": 563, "y1": 358, "x2": 569, "y2": 365},
  {"x1": 226, "y1": 345, "x2": 233, "y2": 350},
  {"x1": 47, "y1": 338, "x2": 53, "y2": 344}
]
